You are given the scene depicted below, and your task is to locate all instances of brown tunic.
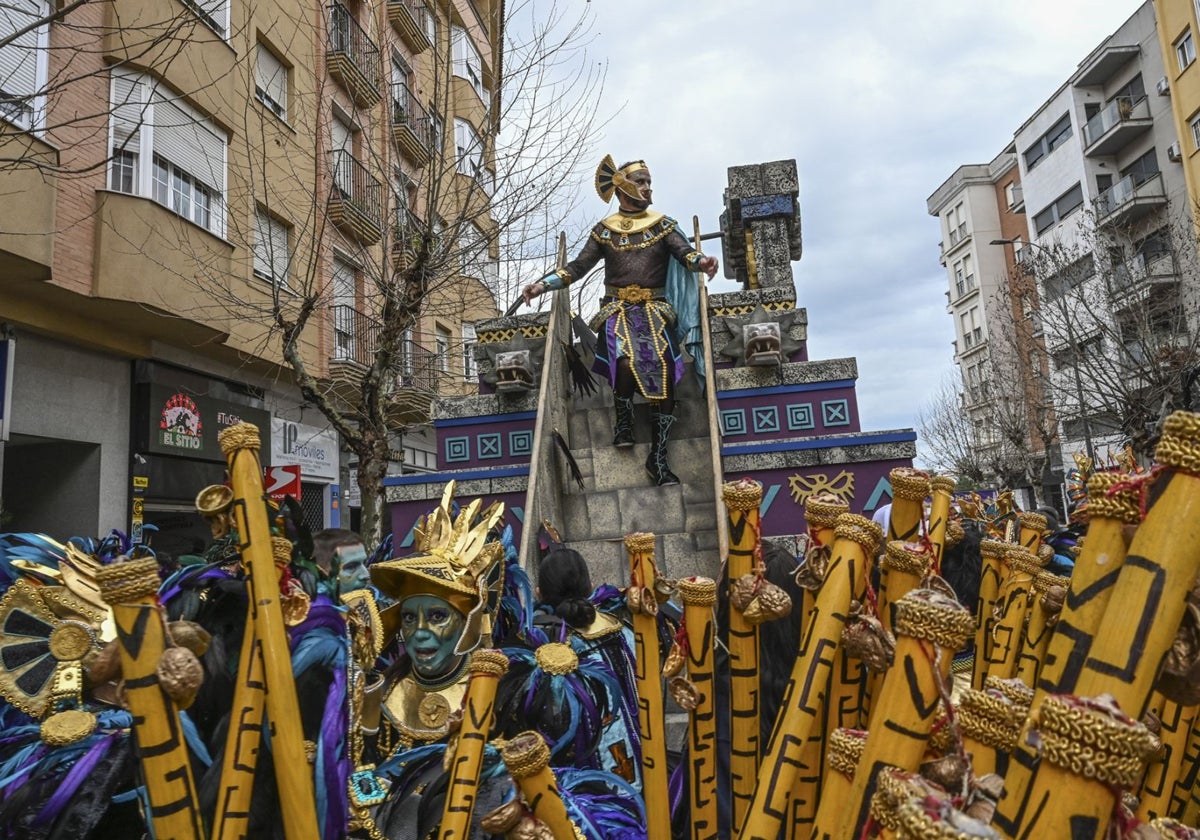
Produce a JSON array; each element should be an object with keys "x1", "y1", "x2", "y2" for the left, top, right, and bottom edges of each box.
[{"x1": 549, "y1": 211, "x2": 702, "y2": 290}]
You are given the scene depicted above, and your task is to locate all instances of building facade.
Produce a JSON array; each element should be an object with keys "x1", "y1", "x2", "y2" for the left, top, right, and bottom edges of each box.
[{"x1": 0, "y1": 0, "x2": 502, "y2": 549}]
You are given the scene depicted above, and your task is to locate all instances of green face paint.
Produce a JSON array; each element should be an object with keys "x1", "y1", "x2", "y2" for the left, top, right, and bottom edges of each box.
[
  {"x1": 335, "y1": 544, "x2": 370, "y2": 595},
  {"x1": 399, "y1": 594, "x2": 466, "y2": 681}
]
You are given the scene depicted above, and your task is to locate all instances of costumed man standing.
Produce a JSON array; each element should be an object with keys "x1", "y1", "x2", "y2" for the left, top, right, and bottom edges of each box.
[{"x1": 523, "y1": 157, "x2": 719, "y2": 485}]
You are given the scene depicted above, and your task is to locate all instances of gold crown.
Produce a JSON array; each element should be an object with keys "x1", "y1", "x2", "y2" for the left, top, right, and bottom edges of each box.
[{"x1": 595, "y1": 155, "x2": 649, "y2": 203}]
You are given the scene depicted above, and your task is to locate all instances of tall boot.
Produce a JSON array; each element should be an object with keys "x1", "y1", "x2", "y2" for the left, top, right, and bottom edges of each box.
[
  {"x1": 613, "y1": 395, "x2": 635, "y2": 448},
  {"x1": 645, "y1": 404, "x2": 679, "y2": 486}
]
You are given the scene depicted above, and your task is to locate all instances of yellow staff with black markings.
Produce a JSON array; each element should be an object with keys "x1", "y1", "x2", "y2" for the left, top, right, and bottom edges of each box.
[
  {"x1": 625, "y1": 531, "x2": 671, "y2": 840},
  {"x1": 1137, "y1": 694, "x2": 1198, "y2": 822},
  {"x1": 926, "y1": 475, "x2": 956, "y2": 572},
  {"x1": 1012, "y1": 570, "x2": 1067, "y2": 689},
  {"x1": 1174, "y1": 714, "x2": 1200, "y2": 823},
  {"x1": 813, "y1": 589, "x2": 973, "y2": 840},
  {"x1": 218, "y1": 422, "x2": 319, "y2": 840},
  {"x1": 502, "y1": 731, "x2": 581, "y2": 840},
  {"x1": 809, "y1": 727, "x2": 866, "y2": 840},
  {"x1": 875, "y1": 468, "x2": 931, "y2": 624},
  {"x1": 877, "y1": 541, "x2": 932, "y2": 639},
  {"x1": 982, "y1": 545, "x2": 1043, "y2": 682},
  {"x1": 676, "y1": 576, "x2": 719, "y2": 840},
  {"x1": 722, "y1": 479, "x2": 764, "y2": 833},
  {"x1": 439, "y1": 649, "x2": 509, "y2": 840},
  {"x1": 956, "y1": 678, "x2": 1028, "y2": 780},
  {"x1": 738, "y1": 514, "x2": 882, "y2": 840},
  {"x1": 96, "y1": 557, "x2": 205, "y2": 840},
  {"x1": 1016, "y1": 510, "x2": 1047, "y2": 555},
  {"x1": 970, "y1": 539, "x2": 1009, "y2": 691}
]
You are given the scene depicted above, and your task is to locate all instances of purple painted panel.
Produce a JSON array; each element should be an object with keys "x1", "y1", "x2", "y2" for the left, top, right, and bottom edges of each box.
[
  {"x1": 387, "y1": 490, "x2": 527, "y2": 558},
  {"x1": 725, "y1": 458, "x2": 912, "y2": 538},
  {"x1": 716, "y1": 386, "x2": 860, "y2": 440},
  {"x1": 436, "y1": 417, "x2": 536, "y2": 469}
]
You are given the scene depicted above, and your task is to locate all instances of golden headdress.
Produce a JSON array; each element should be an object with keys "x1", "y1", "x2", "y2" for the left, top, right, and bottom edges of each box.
[
  {"x1": 371, "y1": 481, "x2": 506, "y2": 654},
  {"x1": 595, "y1": 154, "x2": 648, "y2": 203}
]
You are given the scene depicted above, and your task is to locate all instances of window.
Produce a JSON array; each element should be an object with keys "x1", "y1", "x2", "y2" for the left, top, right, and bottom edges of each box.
[
  {"x1": 1032, "y1": 182, "x2": 1083, "y2": 235},
  {"x1": 1121, "y1": 147, "x2": 1160, "y2": 184},
  {"x1": 0, "y1": 0, "x2": 48, "y2": 131},
  {"x1": 255, "y1": 43, "x2": 288, "y2": 120},
  {"x1": 454, "y1": 117, "x2": 483, "y2": 177},
  {"x1": 451, "y1": 25, "x2": 484, "y2": 100},
  {"x1": 963, "y1": 254, "x2": 974, "y2": 292},
  {"x1": 960, "y1": 312, "x2": 972, "y2": 350},
  {"x1": 435, "y1": 325, "x2": 450, "y2": 372},
  {"x1": 109, "y1": 70, "x2": 227, "y2": 235},
  {"x1": 332, "y1": 257, "x2": 356, "y2": 360},
  {"x1": 458, "y1": 221, "x2": 488, "y2": 277},
  {"x1": 1177, "y1": 31, "x2": 1196, "y2": 71},
  {"x1": 183, "y1": 0, "x2": 229, "y2": 38},
  {"x1": 429, "y1": 111, "x2": 444, "y2": 153},
  {"x1": 1004, "y1": 182, "x2": 1017, "y2": 208},
  {"x1": 1190, "y1": 111, "x2": 1200, "y2": 151},
  {"x1": 331, "y1": 112, "x2": 354, "y2": 194},
  {"x1": 461, "y1": 323, "x2": 477, "y2": 380},
  {"x1": 1023, "y1": 113, "x2": 1073, "y2": 171},
  {"x1": 954, "y1": 260, "x2": 965, "y2": 298},
  {"x1": 253, "y1": 208, "x2": 290, "y2": 286},
  {"x1": 422, "y1": 3, "x2": 436, "y2": 45}
]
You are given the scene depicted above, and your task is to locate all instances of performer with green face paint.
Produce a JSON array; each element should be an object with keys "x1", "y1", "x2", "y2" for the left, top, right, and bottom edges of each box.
[{"x1": 312, "y1": 528, "x2": 372, "y2": 596}]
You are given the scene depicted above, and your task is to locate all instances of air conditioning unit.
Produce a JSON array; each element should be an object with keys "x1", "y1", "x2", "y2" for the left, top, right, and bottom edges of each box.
[
  {"x1": 1157, "y1": 76, "x2": 1171, "y2": 96},
  {"x1": 1168, "y1": 141, "x2": 1183, "y2": 162}
]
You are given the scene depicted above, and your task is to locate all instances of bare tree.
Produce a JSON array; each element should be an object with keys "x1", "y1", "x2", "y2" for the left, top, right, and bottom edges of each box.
[
  {"x1": 916, "y1": 372, "x2": 987, "y2": 488},
  {"x1": 120, "y1": 0, "x2": 610, "y2": 543}
]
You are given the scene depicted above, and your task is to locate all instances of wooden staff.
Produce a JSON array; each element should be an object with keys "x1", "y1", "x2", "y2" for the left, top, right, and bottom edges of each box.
[
  {"x1": 625, "y1": 531, "x2": 671, "y2": 840},
  {"x1": 95, "y1": 557, "x2": 205, "y2": 840},
  {"x1": 677, "y1": 576, "x2": 719, "y2": 840},
  {"x1": 970, "y1": 539, "x2": 1009, "y2": 691},
  {"x1": 738, "y1": 514, "x2": 882, "y2": 840},
  {"x1": 994, "y1": 473, "x2": 1138, "y2": 836},
  {"x1": 1174, "y1": 713, "x2": 1200, "y2": 823},
  {"x1": 1137, "y1": 694, "x2": 1198, "y2": 822},
  {"x1": 722, "y1": 479, "x2": 764, "y2": 833},
  {"x1": 809, "y1": 728, "x2": 866, "y2": 840},
  {"x1": 501, "y1": 731, "x2": 580, "y2": 840},
  {"x1": 957, "y1": 683, "x2": 1025, "y2": 780},
  {"x1": 218, "y1": 422, "x2": 319, "y2": 839},
  {"x1": 1012, "y1": 571, "x2": 1067, "y2": 689},
  {"x1": 875, "y1": 468, "x2": 930, "y2": 629},
  {"x1": 439, "y1": 649, "x2": 509, "y2": 840},
  {"x1": 982, "y1": 546, "x2": 1043, "y2": 682},
  {"x1": 926, "y1": 475, "x2": 956, "y2": 572},
  {"x1": 1016, "y1": 510, "x2": 1047, "y2": 555},
  {"x1": 876, "y1": 541, "x2": 932, "y2": 640},
  {"x1": 814, "y1": 589, "x2": 973, "y2": 840}
]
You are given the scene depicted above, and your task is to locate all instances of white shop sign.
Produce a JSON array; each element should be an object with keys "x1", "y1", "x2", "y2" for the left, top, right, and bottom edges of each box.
[{"x1": 271, "y1": 418, "x2": 339, "y2": 481}]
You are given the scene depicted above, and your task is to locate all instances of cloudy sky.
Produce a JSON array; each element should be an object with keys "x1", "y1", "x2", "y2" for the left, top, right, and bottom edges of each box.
[{"x1": 554, "y1": 0, "x2": 1146, "y2": 455}]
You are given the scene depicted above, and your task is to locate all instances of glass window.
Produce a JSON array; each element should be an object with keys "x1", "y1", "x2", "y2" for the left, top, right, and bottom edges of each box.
[
  {"x1": 254, "y1": 208, "x2": 291, "y2": 287},
  {"x1": 1023, "y1": 112, "x2": 1072, "y2": 171},
  {"x1": 1190, "y1": 112, "x2": 1200, "y2": 150},
  {"x1": 436, "y1": 326, "x2": 450, "y2": 372},
  {"x1": 0, "y1": 0, "x2": 47, "y2": 130},
  {"x1": 255, "y1": 43, "x2": 288, "y2": 120},
  {"x1": 1178, "y1": 31, "x2": 1196, "y2": 71},
  {"x1": 461, "y1": 323, "x2": 477, "y2": 380}
]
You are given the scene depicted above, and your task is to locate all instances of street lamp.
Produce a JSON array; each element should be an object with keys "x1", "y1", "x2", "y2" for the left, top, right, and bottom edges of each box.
[{"x1": 990, "y1": 238, "x2": 1096, "y2": 464}]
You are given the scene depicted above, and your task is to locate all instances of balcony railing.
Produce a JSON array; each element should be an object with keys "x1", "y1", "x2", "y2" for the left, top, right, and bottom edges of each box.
[
  {"x1": 387, "y1": 0, "x2": 432, "y2": 53},
  {"x1": 1112, "y1": 248, "x2": 1179, "y2": 291},
  {"x1": 328, "y1": 2, "x2": 381, "y2": 107},
  {"x1": 1095, "y1": 171, "x2": 1166, "y2": 226},
  {"x1": 944, "y1": 222, "x2": 969, "y2": 254},
  {"x1": 330, "y1": 305, "x2": 440, "y2": 392},
  {"x1": 329, "y1": 150, "x2": 382, "y2": 244},
  {"x1": 391, "y1": 82, "x2": 432, "y2": 166},
  {"x1": 1082, "y1": 95, "x2": 1152, "y2": 155}
]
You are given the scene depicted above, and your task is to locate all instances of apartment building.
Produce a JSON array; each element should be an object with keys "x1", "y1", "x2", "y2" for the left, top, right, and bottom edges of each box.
[
  {"x1": 930, "y1": 0, "x2": 1193, "y2": 497},
  {"x1": 0, "y1": 0, "x2": 501, "y2": 547},
  {"x1": 1154, "y1": 0, "x2": 1200, "y2": 218}
]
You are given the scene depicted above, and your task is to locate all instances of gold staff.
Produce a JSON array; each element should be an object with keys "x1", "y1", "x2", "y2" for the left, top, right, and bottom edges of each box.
[
  {"x1": 813, "y1": 589, "x2": 973, "y2": 840},
  {"x1": 1137, "y1": 694, "x2": 1197, "y2": 822},
  {"x1": 956, "y1": 681, "x2": 1026, "y2": 780},
  {"x1": 1174, "y1": 714, "x2": 1200, "y2": 823},
  {"x1": 1011, "y1": 571, "x2": 1067, "y2": 688},
  {"x1": 96, "y1": 557, "x2": 205, "y2": 840},
  {"x1": 218, "y1": 422, "x2": 319, "y2": 839},
  {"x1": 1015, "y1": 510, "x2": 1047, "y2": 555},
  {"x1": 808, "y1": 727, "x2": 866, "y2": 840},
  {"x1": 969, "y1": 539, "x2": 1009, "y2": 691},
  {"x1": 737, "y1": 514, "x2": 882, "y2": 840},
  {"x1": 677, "y1": 576, "x2": 719, "y2": 840},
  {"x1": 876, "y1": 541, "x2": 932, "y2": 640},
  {"x1": 722, "y1": 479, "x2": 764, "y2": 833},
  {"x1": 993, "y1": 473, "x2": 1138, "y2": 835},
  {"x1": 438, "y1": 649, "x2": 509, "y2": 840},
  {"x1": 981, "y1": 545, "x2": 1043, "y2": 683},
  {"x1": 626, "y1": 531, "x2": 671, "y2": 840},
  {"x1": 875, "y1": 468, "x2": 931, "y2": 629},
  {"x1": 926, "y1": 475, "x2": 956, "y2": 571},
  {"x1": 502, "y1": 731, "x2": 582, "y2": 840}
]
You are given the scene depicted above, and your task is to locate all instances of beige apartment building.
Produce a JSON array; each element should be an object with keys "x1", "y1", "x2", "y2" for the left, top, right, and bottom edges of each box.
[{"x1": 0, "y1": 0, "x2": 501, "y2": 546}]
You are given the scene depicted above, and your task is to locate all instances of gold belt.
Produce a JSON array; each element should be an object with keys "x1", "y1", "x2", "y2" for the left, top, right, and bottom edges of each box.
[{"x1": 605, "y1": 284, "x2": 665, "y2": 303}]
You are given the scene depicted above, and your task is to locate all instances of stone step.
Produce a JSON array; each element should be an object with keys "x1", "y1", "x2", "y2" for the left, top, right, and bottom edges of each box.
[{"x1": 556, "y1": 532, "x2": 721, "y2": 591}]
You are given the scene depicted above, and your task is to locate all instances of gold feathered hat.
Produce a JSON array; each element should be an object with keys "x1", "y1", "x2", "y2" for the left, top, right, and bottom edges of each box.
[
  {"x1": 595, "y1": 154, "x2": 649, "y2": 203},
  {"x1": 371, "y1": 481, "x2": 506, "y2": 653}
]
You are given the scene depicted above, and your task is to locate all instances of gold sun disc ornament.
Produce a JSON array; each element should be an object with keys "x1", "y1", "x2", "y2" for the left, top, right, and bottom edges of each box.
[
  {"x1": 417, "y1": 692, "x2": 452, "y2": 729},
  {"x1": 40, "y1": 708, "x2": 97, "y2": 746},
  {"x1": 534, "y1": 642, "x2": 579, "y2": 676},
  {"x1": 49, "y1": 621, "x2": 95, "y2": 661}
]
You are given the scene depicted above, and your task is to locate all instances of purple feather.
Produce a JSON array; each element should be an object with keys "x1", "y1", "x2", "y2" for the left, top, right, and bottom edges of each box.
[{"x1": 33, "y1": 733, "x2": 114, "y2": 824}]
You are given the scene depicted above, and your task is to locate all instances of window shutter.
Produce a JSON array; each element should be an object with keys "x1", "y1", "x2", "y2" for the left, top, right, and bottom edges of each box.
[
  {"x1": 332, "y1": 258, "x2": 355, "y2": 306},
  {"x1": 0, "y1": 0, "x2": 42, "y2": 100},
  {"x1": 254, "y1": 209, "x2": 272, "y2": 278},
  {"x1": 451, "y1": 26, "x2": 467, "y2": 78},
  {"x1": 110, "y1": 73, "x2": 145, "y2": 154},
  {"x1": 195, "y1": 0, "x2": 228, "y2": 34},
  {"x1": 270, "y1": 215, "x2": 289, "y2": 284},
  {"x1": 255, "y1": 44, "x2": 287, "y2": 114},
  {"x1": 152, "y1": 92, "x2": 226, "y2": 191}
]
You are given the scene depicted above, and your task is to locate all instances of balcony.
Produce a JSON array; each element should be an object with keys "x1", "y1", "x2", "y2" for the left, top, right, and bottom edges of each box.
[
  {"x1": 391, "y1": 83, "x2": 432, "y2": 166},
  {"x1": 391, "y1": 211, "x2": 426, "y2": 271},
  {"x1": 942, "y1": 222, "x2": 970, "y2": 257},
  {"x1": 1082, "y1": 96, "x2": 1152, "y2": 156},
  {"x1": 1073, "y1": 44, "x2": 1139, "y2": 87},
  {"x1": 329, "y1": 150, "x2": 383, "y2": 244},
  {"x1": 328, "y1": 304, "x2": 439, "y2": 422},
  {"x1": 1111, "y1": 249, "x2": 1180, "y2": 312},
  {"x1": 327, "y1": 2, "x2": 381, "y2": 108},
  {"x1": 387, "y1": 0, "x2": 431, "y2": 53},
  {"x1": 1095, "y1": 171, "x2": 1167, "y2": 227},
  {"x1": 0, "y1": 134, "x2": 56, "y2": 281}
]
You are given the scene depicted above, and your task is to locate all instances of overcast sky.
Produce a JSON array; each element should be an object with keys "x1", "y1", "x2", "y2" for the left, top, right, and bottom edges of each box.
[{"x1": 560, "y1": 0, "x2": 1146, "y2": 454}]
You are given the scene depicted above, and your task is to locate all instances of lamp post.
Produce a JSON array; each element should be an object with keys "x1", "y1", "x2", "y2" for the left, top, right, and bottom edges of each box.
[{"x1": 990, "y1": 237, "x2": 1096, "y2": 465}]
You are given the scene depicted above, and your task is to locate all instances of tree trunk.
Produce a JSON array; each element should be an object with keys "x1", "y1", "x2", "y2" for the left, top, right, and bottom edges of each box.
[{"x1": 355, "y1": 438, "x2": 390, "y2": 549}]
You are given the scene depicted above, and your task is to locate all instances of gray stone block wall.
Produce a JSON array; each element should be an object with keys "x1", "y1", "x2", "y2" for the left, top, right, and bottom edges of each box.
[{"x1": 715, "y1": 357, "x2": 858, "y2": 392}]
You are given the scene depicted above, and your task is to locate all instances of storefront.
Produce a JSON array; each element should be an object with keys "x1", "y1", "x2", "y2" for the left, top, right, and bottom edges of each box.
[
  {"x1": 270, "y1": 417, "x2": 340, "y2": 533},
  {"x1": 130, "y1": 361, "x2": 271, "y2": 560}
]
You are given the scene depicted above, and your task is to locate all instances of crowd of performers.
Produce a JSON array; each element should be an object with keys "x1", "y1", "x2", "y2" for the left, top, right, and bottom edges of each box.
[{"x1": 2, "y1": 415, "x2": 1200, "y2": 839}]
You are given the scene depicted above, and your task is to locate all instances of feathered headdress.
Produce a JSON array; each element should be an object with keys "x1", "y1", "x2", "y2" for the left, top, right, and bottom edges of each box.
[
  {"x1": 371, "y1": 482, "x2": 506, "y2": 655},
  {"x1": 594, "y1": 155, "x2": 648, "y2": 203}
]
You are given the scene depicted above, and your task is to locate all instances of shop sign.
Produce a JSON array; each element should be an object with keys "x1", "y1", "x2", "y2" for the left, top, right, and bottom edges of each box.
[
  {"x1": 271, "y1": 418, "x2": 339, "y2": 480},
  {"x1": 263, "y1": 465, "x2": 302, "y2": 502},
  {"x1": 142, "y1": 384, "x2": 271, "y2": 462}
]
